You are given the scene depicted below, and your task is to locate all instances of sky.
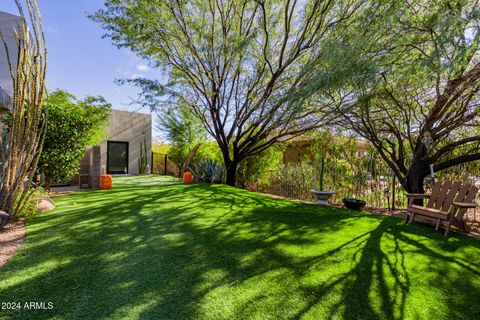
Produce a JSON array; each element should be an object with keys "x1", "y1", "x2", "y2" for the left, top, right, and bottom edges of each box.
[{"x1": 1, "y1": 0, "x2": 164, "y2": 137}]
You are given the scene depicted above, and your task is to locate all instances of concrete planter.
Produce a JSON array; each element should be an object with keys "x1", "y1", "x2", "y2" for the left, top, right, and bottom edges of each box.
[{"x1": 310, "y1": 190, "x2": 335, "y2": 205}]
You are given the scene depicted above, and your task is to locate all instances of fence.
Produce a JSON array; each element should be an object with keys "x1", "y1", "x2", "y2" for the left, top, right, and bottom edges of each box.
[
  {"x1": 248, "y1": 163, "x2": 409, "y2": 210},
  {"x1": 151, "y1": 152, "x2": 179, "y2": 177},
  {"x1": 246, "y1": 160, "x2": 480, "y2": 212}
]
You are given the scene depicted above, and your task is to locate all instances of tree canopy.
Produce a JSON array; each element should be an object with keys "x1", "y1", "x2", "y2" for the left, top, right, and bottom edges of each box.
[
  {"x1": 307, "y1": 0, "x2": 480, "y2": 192},
  {"x1": 91, "y1": 0, "x2": 369, "y2": 185}
]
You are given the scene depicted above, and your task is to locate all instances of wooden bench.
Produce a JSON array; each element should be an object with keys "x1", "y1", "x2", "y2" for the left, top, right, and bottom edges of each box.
[{"x1": 405, "y1": 180, "x2": 479, "y2": 237}]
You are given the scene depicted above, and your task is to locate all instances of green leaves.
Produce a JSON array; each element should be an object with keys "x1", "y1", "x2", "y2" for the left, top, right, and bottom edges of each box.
[
  {"x1": 39, "y1": 90, "x2": 111, "y2": 184},
  {"x1": 190, "y1": 158, "x2": 224, "y2": 183}
]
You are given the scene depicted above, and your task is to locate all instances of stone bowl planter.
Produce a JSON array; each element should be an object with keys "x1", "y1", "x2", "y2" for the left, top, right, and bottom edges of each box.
[
  {"x1": 310, "y1": 190, "x2": 335, "y2": 205},
  {"x1": 343, "y1": 198, "x2": 366, "y2": 211}
]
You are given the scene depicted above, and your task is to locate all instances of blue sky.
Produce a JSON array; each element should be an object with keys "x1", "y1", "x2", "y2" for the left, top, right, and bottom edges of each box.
[{"x1": 1, "y1": 0, "x2": 163, "y2": 137}]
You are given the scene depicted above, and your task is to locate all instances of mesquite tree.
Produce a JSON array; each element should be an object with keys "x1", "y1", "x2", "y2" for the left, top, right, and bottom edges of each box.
[
  {"x1": 0, "y1": 0, "x2": 47, "y2": 221},
  {"x1": 312, "y1": 0, "x2": 480, "y2": 194},
  {"x1": 91, "y1": 0, "x2": 367, "y2": 185}
]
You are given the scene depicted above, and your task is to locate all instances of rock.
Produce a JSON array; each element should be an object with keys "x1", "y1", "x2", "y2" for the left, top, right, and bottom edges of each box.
[
  {"x1": 35, "y1": 197, "x2": 56, "y2": 212},
  {"x1": 0, "y1": 211, "x2": 8, "y2": 219},
  {"x1": 0, "y1": 211, "x2": 8, "y2": 228}
]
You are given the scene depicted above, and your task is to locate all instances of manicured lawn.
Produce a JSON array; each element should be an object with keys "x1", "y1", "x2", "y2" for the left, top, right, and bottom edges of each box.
[{"x1": 0, "y1": 175, "x2": 479, "y2": 319}]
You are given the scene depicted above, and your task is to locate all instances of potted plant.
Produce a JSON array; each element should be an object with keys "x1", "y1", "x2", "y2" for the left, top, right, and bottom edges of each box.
[
  {"x1": 342, "y1": 198, "x2": 366, "y2": 210},
  {"x1": 342, "y1": 172, "x2": 367, "y2": 210},
  {"x1": 310, "y1": 154, "x2": 335, "y2": 205}
]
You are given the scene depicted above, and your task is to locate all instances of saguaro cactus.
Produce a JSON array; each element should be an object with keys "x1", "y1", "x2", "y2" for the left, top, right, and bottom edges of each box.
[{"x1": 319, "y1": 156, "x2": 325, "y2": 191}]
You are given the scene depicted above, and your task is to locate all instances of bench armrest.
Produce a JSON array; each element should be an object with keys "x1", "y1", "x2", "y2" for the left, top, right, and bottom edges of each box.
[
  {"x1": 406, "y1": 193, "x2": 430, "y2": 199},
  {"x1": 452, "y1": 202, "x2": 477, "y2": 209}
]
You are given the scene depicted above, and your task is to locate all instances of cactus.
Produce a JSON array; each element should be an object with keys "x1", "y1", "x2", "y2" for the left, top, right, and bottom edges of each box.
[
  {"x1": 138, "y1": 138, "x2": 148, "y2": 174},
  {"x1": 319, "y1": 156, "x2": 325, "y2": 191}
]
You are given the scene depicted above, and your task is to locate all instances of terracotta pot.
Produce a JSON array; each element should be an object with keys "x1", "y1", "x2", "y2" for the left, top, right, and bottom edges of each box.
[
  {"x1": 183, "y1": 171, "x2": 193, "y2": 184},
  {"x1": 99, "y1": 174, "x2": 112, "y2": 190}
]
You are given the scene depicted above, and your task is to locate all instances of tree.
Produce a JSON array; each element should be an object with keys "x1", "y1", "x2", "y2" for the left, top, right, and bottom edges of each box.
[
  {"x1": 157, "y1": 105, "x2": 206, "y2": 175},
  {"x1": 311, "y1": 0, "x2": 480, "y2": 194},
  {"x1": 0, "y1": 0, "x2": 47, "y2": 224},
  {"x1": 39, "y1": 90, "x2": 111, "y2": 191},
  {"x1": 91, "y1": 0, "x2": 368, "y2": 185}
]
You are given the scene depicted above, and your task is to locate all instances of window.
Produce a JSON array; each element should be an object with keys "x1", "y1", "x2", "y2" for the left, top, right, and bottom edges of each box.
[{"x1": 107, "y1": 141, "x2": 129, "y2": 174}]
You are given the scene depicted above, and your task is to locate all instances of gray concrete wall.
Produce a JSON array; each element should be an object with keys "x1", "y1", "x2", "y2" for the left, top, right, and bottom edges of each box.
[
  {"x1": 99, "y1": 109, "x2": 152, "y2": 175},
  {"x1": 0, "y1": 11, "x2": 21, "y2": 96}
]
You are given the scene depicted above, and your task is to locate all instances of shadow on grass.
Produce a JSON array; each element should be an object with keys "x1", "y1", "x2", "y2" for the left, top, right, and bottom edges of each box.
[{"x1": 0, "y1": 176, "x2": 479, "y2": 319}]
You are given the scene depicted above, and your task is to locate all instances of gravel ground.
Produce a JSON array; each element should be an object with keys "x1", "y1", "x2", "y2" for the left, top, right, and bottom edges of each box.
[{"x1": 0, "y1": 219, "x2": 25, "y2": 269}]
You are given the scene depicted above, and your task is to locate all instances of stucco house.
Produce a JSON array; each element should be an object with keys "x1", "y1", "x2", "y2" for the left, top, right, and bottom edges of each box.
[
  {"x1": 72, "y1": 109, "x2": 152, "y2": 189},
  {"x1": 0, "y1": 10, "x2": 22, "y2": 113}
]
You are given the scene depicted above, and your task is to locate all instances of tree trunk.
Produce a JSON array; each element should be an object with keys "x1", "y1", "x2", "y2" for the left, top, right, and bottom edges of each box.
[
  {"x1": 405, "y1": 163, "x2": 428, "y2": 205},
  {"x1": 180, "y1": 143, "x2": 202, "y2": 177},
  {"x1": 45, "y1": 175, "x2": 51, "y2": 193},
  {"x1": 225, "y1": 161, "x2": 238, "y2": 186}
]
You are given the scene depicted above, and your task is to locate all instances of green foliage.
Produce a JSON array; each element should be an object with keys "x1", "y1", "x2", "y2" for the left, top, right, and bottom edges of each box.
[
  {"x1": 90, "y1": 0, "x2": 372, "y2": 185},
  {"x1": 196, "y1": 141, "x2": 223, "y2": 162},
  {"x1": 236, "y1": 145, "x2": 283, "y2": 188},
  {"x1": 190, "y1": 158, "x2": 224, "y2": 183},
  {"x1": 305, "y1": 1, "x2": 480, "y2": 191},
  {"x1": 39, "y1": 90, "x2": 111, "y2": 186},
  {"x1": 138, "y1": 137, "x2": 148, "y2": 174},
  {"x1": 152, "y1": 142, "x2": 170, "y2": 154},
  {"x1": 16, "y1": 188, "x2": 48, "y2": 220},
  {"x1": 157, "y1": 106, "x2": 206, "y2": 169}
]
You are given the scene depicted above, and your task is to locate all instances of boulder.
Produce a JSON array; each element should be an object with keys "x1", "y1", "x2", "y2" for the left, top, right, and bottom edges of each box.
[
  {"x1": 0, "y1": 210, "x2": 8, "y2": 228},
  {"x1": 35, "y1": 197, "x2": 56, "y2": 212},
  {"x1": 0, "y1": 211, "x2": 8, "y2": 219}
]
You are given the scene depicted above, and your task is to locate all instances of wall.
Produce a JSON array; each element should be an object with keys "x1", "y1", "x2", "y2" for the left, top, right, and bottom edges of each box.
[
  {"x1": 282, "y1": 140, "x2": 314, "y2": 163},
  {"x1": 0, "y1": 11, "x2": 21, "y2": 96},
  {"x1": 99, "y1": 109, "x2": 152, "y2": 175}
]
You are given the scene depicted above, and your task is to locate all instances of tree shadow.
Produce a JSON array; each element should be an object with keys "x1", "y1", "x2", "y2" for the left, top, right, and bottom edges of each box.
[{"x1": 0, "y1": 176, "x2": 479, "y2": 319}]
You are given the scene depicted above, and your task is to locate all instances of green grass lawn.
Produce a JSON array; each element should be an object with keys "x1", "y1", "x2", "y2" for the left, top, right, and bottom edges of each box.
[{"x1": 0, "y1": 175, "x2": 479, "y2": 320}]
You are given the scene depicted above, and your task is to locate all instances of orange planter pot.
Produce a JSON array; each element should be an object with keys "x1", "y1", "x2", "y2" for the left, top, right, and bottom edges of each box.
[
  {"x1": 183, "y1": 171, "x2": 193, "y2": 184},
  {"x1": 99, "y1": 174, "x2": 112, "y2": 190}
]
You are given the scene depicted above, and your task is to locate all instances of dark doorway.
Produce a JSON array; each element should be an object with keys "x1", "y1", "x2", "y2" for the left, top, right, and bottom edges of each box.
[{"x1": 107, "y1": 141, "x2": 129, "y2": 174}]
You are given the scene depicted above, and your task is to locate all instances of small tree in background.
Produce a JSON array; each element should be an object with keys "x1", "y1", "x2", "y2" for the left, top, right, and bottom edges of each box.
[
  {"x1": 39, "y1": 90, "x2": 111, "y2": 191},
  {"x1": 157, "y1": 105, "x2": 206, "y2": 176}
]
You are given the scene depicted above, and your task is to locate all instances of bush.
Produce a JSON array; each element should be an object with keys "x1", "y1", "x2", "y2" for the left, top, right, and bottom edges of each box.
[
  {"x1": 39, "y1": 90, "x2": 111, "y2": 190},
  {"x1": 236, "y1": 145, "x2": 283, "y2": 188}
]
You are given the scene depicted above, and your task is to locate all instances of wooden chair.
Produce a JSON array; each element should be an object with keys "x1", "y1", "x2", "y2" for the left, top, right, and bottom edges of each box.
[{"x1": 405, "y1": 180, "x2": 479, "y2": 237}]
